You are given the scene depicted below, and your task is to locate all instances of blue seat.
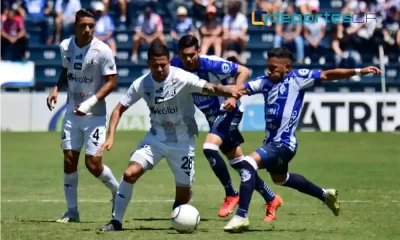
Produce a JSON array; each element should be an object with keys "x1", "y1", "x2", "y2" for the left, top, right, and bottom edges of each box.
[{"x1": 27, "y1": 45, "x2": 60, "y2": 62}]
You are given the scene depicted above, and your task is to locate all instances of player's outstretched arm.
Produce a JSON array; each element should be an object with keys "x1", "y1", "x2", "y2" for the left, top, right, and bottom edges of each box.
[
  {"x1": 201, "y1": 82, "x2": 247, "y2": 99},
  {"x1": 320, "y1": 66, "x2": 381, "y2": 81},
  {"x1": 47, "y1": 67, "x2": 68, "y2": 111}
]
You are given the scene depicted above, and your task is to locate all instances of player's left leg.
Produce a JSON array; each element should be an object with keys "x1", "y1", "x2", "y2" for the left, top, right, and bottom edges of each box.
[
  {"x1": 165, "y1": 137, "x2": 195, "y2": 210},
  {"x1": 224, "y1": 144, "x2": 282, "y2": 222},
  {"x1": 83, "y1": 116, "x2": 119, "y2": 217}
]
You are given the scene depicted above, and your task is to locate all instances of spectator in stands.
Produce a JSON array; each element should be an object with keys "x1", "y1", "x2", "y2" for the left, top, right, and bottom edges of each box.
[
  {"x1": 273, "y1": 4, "x2": 304, "y2": 63},
  {"x1": 222, "y1": 1, "x2": 248, "y2": 55},
  {"x1": 131, "y1": 3, "x2": 165, "y2": 63},
  {"x1": 296, "y1": 0, "x2": 319, "y2": 15},
  {"x1": 165, "y1": 0, "x2": 192, "y2": 22},
  {"x1": 1, "y1": 9, "x2": 28, "y2": 60},
  {"x1": 93, "y1": 1, "x2": 117, "y2": 56},
  {"x1": 382, "y1": 6, "x2": 400, "y2": 50},
  {"x1": 303, "y1": 2, "x2": 327, "y2": 64},
  {"x1": 102, "y1": 0, "x2": 127, "y2": 29},
  {"x1": 171, "y1": 6, "x2": 196, "y2": 54},
  {"x1": 332, "y1": 24, "x2": 362, "y2": 81},
  {"x1": 200, "y1": 5, "x2": 223, "y2": 56},
  {"x1": 54, "y1": 0, "x2": 81, "y2": 44},
  {"x1": 192, "y1": 0, "x2": 215, "y2": 25},
  {"x1": 255, "y1": 0, "x2": 281, "y2": 26},
  {"x1": 346, "y1": 1, "x2": 377, "y2": 55},
  {"x1": 18, "y1": 0, "x2": 52, "y2": 44}
]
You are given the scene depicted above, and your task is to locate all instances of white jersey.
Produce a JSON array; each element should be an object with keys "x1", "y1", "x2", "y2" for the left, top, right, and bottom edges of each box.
[
  {"x1": 120, "y1": 66, "x2": 207, "y2": 143},
  {"x1": 60, "y1": 37, "x2": 117, "y2": 116}
]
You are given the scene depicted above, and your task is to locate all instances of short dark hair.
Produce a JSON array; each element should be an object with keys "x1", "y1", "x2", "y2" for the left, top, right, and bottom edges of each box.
[
  {"x1": 75, "y1": 8, "x2": 95, "y2": 23},
  {"x1": 178, "y1": 35, "x2": 200, "y2": 50},
  {"x1": 267, "y1": 48, "x2": 294, "y2": 61},
  {"x1": 148, "y1": 41, "x2": 170, "y2": 60}
]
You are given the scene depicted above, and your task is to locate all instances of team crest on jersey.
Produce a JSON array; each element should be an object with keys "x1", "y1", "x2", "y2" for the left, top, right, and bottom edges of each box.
[
  {"x1": 221, "y1": 63, "x2": 231, "y2": 74},
  {"x1": 87, "y1": 59, "x2": 94, "y2": 66},
  {"x1": 298, "y1": 69, "x2": 310, "y2": 76}
]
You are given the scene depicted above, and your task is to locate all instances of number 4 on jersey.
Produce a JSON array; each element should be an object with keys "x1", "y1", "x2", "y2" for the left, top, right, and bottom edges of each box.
[{"x1": 92, "y1": 128, "x2": 100, "y2": 141}]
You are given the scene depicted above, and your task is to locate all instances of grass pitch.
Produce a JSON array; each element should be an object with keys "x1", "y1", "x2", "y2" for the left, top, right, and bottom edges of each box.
[{"x1": 1, "y1": 131, "x2": 400, "y2": 240}]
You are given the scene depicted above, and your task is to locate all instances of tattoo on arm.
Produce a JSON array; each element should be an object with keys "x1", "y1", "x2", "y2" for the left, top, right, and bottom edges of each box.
[{"x1": 202, "y1": 83, "x2": 233, "y2": 97}]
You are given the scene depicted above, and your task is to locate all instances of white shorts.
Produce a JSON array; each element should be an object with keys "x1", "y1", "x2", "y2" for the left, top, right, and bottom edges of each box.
[
  {"x1": 61, "y1": 114, "x2": 106, "y2": 156},
  {"x1": 130, "y1": 133, "x2": 195, "y2": 187}
]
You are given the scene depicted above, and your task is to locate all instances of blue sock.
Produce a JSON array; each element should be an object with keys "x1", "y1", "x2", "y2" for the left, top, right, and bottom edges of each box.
[
  {"x1": 204, "y1": 146, "x2": 238, "y2": 197},
  {"x1": 283, "y1": 173, "x2": 326, "y2": 202},
  {"x1": 232, "y1": 162, "x2": 275, "y2": 202},
  {"x1": 255, "y1": 173, "x2": 275, "y2": 202},
  {"x1": 235, "y1": 160, "x2": 256, "y2": 218}
]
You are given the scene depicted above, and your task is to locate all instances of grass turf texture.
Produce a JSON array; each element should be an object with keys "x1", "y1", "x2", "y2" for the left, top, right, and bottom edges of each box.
[{"x1": 2, "y1": 131, "x2": 400, "y2": 240}]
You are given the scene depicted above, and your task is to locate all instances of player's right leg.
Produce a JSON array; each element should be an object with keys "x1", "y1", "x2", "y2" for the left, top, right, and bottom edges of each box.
[
  {"x1": 101, "y1": 136, "x2": 164, "y2": 231},
  {"x1": 56, "y1": 114, "x2": 83, "y2": 223}
]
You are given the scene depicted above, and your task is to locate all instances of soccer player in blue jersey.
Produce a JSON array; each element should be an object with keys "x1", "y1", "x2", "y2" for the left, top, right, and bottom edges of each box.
[
  {"x1": 223, "y1": 47, "x2": 382, "y2": 232},
  {"x1": 171, "y1": 35, "x2": 283, "y2": 220}
]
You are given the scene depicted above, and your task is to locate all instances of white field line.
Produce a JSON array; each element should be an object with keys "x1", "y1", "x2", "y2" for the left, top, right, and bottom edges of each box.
[{"x1": 1, "y1": 199, "x2": 398, "y2": 203}]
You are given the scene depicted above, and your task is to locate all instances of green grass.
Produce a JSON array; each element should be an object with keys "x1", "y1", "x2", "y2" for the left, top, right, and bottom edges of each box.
[{"x1": 2, "y1": 132, "x2": 400, "y2": 240}]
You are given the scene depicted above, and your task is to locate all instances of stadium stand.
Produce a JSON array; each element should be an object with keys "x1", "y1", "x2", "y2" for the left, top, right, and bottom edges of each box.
[{"x1": 1, "y1": 0, "x2": 399, "y2": 92}]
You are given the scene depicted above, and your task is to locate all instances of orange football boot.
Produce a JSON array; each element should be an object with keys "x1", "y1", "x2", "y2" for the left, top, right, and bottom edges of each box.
[
  {"x1": 264, "y1": 194, "x2": 283, "y2": 222},
  {"x1": 218, "y1": 195, "x2": 240, "y2": 217}
]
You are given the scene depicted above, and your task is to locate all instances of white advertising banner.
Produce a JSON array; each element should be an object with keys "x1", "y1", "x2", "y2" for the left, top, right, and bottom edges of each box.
[{"x1": 1, "y1": 93, "x2": 400, "y2": 132}]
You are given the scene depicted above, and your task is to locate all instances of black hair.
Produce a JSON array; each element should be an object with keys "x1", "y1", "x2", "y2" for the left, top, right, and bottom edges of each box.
[
  {"x1": 75, "y1": 8, "x2": 95, "y2": 23},
  {"x1": 267, "y1": 47, "x2": 294, "y2": 61},
  {"x1": 178, "y1": 35, "x2": 200, "y2": 51},
  {"x1": 148, "y1": 41, "x2": 170, "y2": 60}
]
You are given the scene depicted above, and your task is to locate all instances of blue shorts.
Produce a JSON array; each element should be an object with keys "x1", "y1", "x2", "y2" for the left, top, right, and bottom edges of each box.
[
  {"x1": 255, "y1": 142, "x2": 296, "y2": 174},
  {"x1": 209, "y1": 111, "x2": 244, "y2": 154}
]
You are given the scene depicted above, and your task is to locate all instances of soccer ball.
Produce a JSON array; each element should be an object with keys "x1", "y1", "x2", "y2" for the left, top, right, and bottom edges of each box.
[{"x1": 171, "y1": 204, "x2": 200, "y2": 233}]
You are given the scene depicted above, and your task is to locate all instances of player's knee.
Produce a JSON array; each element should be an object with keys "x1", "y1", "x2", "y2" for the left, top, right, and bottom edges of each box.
[
  {"x1": 85, "y1": 155, "x2": 103, "y2": 176},
  {"x1": 271, "y1": 173, "x2": 289, "y2": 185},
  {"x1": 123, "y1": 163, "x2": 144, "y2": 184},
  {"x1": 203, "y1": 143, "x2": 220, "y2": 166},
  {"x1": 63, "y1": 150, "x2": 79, "y2": 173}
]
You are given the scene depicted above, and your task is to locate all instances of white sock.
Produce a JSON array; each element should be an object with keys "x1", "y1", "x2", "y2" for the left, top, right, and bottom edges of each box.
[
  {"x1": 98, "y1": 165, "x2": 119, "y2": 194},
  {"x1": 114, "y1": 180, "x2": 134, "y2": 223},
  {"x1": 64, "y1": 172, "x2": 78, "y2": 212}
]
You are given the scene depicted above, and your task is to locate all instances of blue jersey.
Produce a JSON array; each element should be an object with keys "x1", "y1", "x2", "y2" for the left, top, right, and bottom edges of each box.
[
  {"x1": 171, "y1": 55, "x2": 243, "y2": 125},
  {"x1": 244, "y1": 69, "x2": 322, "y2": 151}
]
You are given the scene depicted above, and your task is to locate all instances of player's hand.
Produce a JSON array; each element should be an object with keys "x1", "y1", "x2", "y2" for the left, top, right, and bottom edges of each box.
[
  {"x1": 46, "y1": 90, "x2": 58, "y2": 111},
  {"x1": 96, "y1": 137, "x2": 114, "y2": 156},
  {"x1": 74, "y1": 105, "x2": 87, "y2": 116},
  {"x1": 223, "y1": 97, "x2": 237, "y2": 111},
  {"x1": 360, "y1": 66, "x2": 381, "y2": 75}
]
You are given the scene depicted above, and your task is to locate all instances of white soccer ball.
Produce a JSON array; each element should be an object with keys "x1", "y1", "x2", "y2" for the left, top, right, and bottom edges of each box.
[{"x1": 171, "y1": 204, "x2": 200, "y2": 233}]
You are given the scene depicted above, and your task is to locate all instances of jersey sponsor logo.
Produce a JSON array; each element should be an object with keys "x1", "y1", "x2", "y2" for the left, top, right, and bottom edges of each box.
[
  {"x1": 193, "y1": 95, "x2": 215, "y2": 107},
  {"x1": 266, "y1": 104, "x2": 280, "y2": 117},
  {"x1": 67, "y1": 73, "x2": 94, "y2": 83},
  {"x1": 298, "y1": 69, "x2": 310, "y2": 77},
  {"x1": 74, "y1": 63, "x2": 82, "y2": 70},
  {"x1": 221, "y1": 63, "x2": 231, "y2": 74},
  {"x1": 75, "y1": 54, "x2": 83, "y2": 60},
  {"x1": 150, "y1": 106, "x2": 178, "y2": 115}
]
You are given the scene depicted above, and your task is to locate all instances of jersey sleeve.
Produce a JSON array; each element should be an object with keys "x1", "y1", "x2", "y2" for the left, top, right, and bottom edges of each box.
[
  {"x1": 211, "y1": 59, "x2": 238, "y2": 77},
  {"x1": 294, "y1": 69, "x2": 322, "y2": 90},
  {"x1": 184, "y1": 71, "x2": 207, "y2": 93},
  {"x1": 100, "y1": 46, "x2": 117, "y2": 76},
  {"x1": 120, "y1": 79, "x2": 142, "y2": 107},
  {"x1": 59, "y1": 41, "x2": 69, "y2": 68},
  {"x1": 243, "y1": 76, "x2": 266, "y2": 95}
]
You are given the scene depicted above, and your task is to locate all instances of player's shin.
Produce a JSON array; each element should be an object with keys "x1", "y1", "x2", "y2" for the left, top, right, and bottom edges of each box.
[
  {"x1": 203, "y1": 143, "x2": 238, "y2": 197},
  {"x1": 97, "y1": 164, "x2": 119, "y2": 194},
  {"x1": 231, "y1": 158, "x2": 275, "y2": 202},
  {"x1": 113, "y1": 180, "x2": 134, "y2": 223},
  {"x1": 277, "y1": 173, "x2": 326, "y2": 202},
  {"x1": 64, "y1": 172, "x2": 78, "y2": 213},
  {"x1": 235, "y1": 157, "x2": 258, "y2": 218}
]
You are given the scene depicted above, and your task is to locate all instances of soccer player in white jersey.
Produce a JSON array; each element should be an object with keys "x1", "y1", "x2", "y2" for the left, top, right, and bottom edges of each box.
[
  {"x1": 223, "y1": 48, "x2": 382, "y2": 232},
  {"x1": 46, "y1": 9, "x2": 119, "y2": 223},
  {"x1": 97, "y1": 42, "x2": 245, "y2": 231}
]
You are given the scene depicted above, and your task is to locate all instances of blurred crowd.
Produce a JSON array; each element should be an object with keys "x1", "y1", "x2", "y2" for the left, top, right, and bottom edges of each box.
[{"x1": 1, "y1": 0, "x2": 399, "y2": 79}]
